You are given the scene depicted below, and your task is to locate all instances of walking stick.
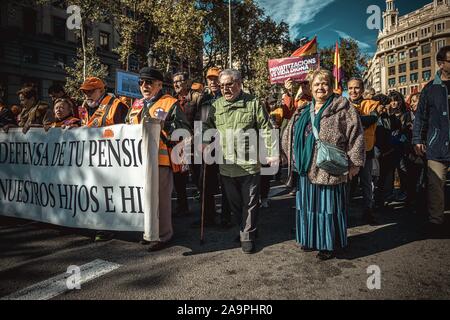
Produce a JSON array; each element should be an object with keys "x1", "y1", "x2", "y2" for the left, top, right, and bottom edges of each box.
[{"x1": 200, "y1": 163, "x2": 207, "y2": 245}]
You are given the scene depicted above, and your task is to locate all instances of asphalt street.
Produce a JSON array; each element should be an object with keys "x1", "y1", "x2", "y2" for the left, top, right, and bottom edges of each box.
[{"x1": 0, "y1": 177, "x2": 449, "y2": 300}]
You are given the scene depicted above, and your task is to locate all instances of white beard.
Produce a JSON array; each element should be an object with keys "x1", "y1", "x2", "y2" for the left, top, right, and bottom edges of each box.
[{"x1": 86, "y1": 100, "x2": 98, "y2": 108}]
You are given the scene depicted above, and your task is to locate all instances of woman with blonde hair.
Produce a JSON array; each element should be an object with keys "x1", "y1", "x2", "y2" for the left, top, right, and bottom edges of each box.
[
  {"x1": 292, "y1": 68, "x2": 365, "y2": 260},
  {"x1": 46, "y1": 98, "x2": 80, "y2": 129}
]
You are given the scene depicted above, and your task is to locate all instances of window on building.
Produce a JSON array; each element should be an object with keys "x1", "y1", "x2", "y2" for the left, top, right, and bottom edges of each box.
[
  {"x1": 423, "y1": 70, "x2": 431, "y2": 81},
  {"x1": 422, "y1": 43, "x2": 431, "y2": 54},
  {"x1": 422, "y1": 57, "x2": 432, "y2": 68},
  {"x1": 410, "y1": 60, "x2": 419, "y2": 71},
  {"x1": 53, "y1": 16, "x2": 66, "y2": 41},
  {"x1": 410, "y1": 73, "x2": 418, "y2": 82},
  {"x1": 23, "y1": 8, "x2": 37, "y2": 34},
  {"x1": 398, "y1": 51, "x2": 406, "y2": 61},
  {"x1": 388, "y1": 55, "x2": 395, "y2": 64},
  {"x1": 54, "y1": 53, "x2": 66, "y2": 69},
  {"x1": 388, "y1": 78, "x2": 396, "y2": 87},
  {"x1": 105, "y1": 64, "x2": 112, "y2": 76},
  {"x1": 388, "y1": 66, "x2": 396, "y2": 76},
  {"x1": 22, "y1": 47, "x2": 38, "y2": 64},
  {"x1": 399, "y1": 63, "x2": 407, "y2": 73},
  {"x1": 99, "y1": 32, "x2": 110, "y2": 51},
  {"x1": 410, "y1": 47, "x2": 418, "y2": 58},
  {"x1": 436, "y1": 40, "x2": 446, "y2": 51},
  {"x1": 399, "y1": 75, "x2": 407, "y2": 84},
  {"x1": 435, "y1": 23, "x2": 444, "y2": 33}
]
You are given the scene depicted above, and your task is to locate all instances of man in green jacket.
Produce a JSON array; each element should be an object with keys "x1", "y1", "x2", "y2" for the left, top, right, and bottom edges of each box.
[{"x1": 203, "y1": 69, "x2": 278, "y2": 254}]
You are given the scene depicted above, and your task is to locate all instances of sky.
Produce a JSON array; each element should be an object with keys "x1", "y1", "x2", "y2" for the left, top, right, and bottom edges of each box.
[{"x1": 256, "y1": 0, "x2": 431, "y2": 56}]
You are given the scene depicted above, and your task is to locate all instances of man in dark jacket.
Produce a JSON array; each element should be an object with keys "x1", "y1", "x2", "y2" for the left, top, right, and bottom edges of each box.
[
  {"x1": 191, "y1": 67, "x2": 228, "y2": 228},
  {"x1": 412, "y1": 45, "x2": 450, "y2": 236}
]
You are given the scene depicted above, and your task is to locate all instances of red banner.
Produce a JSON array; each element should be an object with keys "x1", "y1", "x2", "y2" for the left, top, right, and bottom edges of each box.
[{"x1": 268, "y1": 54, "x2": 320, "y2": 84}]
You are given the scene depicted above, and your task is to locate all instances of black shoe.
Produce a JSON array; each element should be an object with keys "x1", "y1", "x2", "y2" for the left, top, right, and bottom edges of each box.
[
  {"x1": 94, "y1": 231, "x2": 114, "y2": 242},
  {"x1": 301, "y1": 246, "x2": 314, "y2": 252},
  {"x1": 241, "y1": 241, "x2": 255, "y2": 254},
  {"x1": 317, "y1": 250, "x2": 335, "y2": 260},
  {"x1": 140, "y1": 239, "x2": 151, "y2": 245},
  {"x1": 147, "y1": 241, "x2": 169, "y2": 252}
]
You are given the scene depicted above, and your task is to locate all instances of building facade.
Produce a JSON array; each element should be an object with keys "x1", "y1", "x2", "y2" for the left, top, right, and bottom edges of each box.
[
  {"x1": 364, "y1": 0, "x2": 450, "y2": 96},
  {"x1": 0, "y1": 1, "x2": 126, "y2": 105}
]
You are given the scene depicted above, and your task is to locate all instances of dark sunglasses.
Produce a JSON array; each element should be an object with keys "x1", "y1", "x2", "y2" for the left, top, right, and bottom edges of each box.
[{"x1": 139, "y1": 79, "x2": 154, "y2": 86}]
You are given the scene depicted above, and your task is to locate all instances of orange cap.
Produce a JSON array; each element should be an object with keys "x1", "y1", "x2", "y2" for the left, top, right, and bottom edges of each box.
[
  {"x1": 191, "y1": 82, "x2": 204, "y2": 91},
  {"x1": 79, "y1": 77, "x2": 105, "y2": 91},
  {"x1": 206, "y1": 67, "x2": 221, "y2": 79}
]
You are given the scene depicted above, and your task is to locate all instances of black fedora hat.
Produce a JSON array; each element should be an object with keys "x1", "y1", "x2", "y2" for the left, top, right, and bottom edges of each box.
[{"x1": 139, "y1": 67, "x2": 164, "y2": 82}]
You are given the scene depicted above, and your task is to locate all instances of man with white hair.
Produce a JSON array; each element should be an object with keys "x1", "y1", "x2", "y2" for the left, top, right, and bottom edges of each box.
[{"x1": 202, "y1": 69, "x2": 278, "y2": 254}]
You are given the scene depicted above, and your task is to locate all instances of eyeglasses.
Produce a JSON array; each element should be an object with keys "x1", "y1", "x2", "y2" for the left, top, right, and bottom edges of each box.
[
  {"x1": 82, "y1": 89, "x2": 96, "y2": 95},
  {"x1": 173, "y1": 80, "x2": 186, "y2": 84},
  {"x1": 220, "y1": 82, "x2": 235, "y2": 89},
  {"x1": 139, "y1": 79, "x2": 154, "y2": 86}
]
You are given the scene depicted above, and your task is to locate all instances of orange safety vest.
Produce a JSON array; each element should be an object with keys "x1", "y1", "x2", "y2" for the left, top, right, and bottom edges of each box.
[
  {"x1": 51, "y1": 116, "x2": 81, "y2": 128},
  {"x1": 352, "y1": 99, "x2": 380, "y2": 152},
  {"x1": 80, "y1": 94, "x2": 127, "y2": 127},
  {"x1": 127, "y1": 95, "x2": 181, "y2": 171}
]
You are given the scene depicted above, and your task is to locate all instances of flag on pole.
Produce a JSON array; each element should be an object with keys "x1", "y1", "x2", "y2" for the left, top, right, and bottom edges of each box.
[
  {"x1": 333, "y1": 41, "x2": 343, "y2": 93},
  {"x1": 291, "y1": 36, "x2": 318, "y2": 57}
]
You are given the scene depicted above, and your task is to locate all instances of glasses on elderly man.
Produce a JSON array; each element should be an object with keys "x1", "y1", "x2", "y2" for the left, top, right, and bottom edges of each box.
[
  {"x1": 220, "y1": 81, "x2": 235, "y2": 89},
  {"x1": 138, "y1": 79, "x2": 154, "y2": 86}
]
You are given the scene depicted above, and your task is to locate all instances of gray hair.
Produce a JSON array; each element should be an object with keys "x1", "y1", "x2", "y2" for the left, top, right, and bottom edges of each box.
[
  {"x1": 219, "y1": 69, "x2": 242, "y2": 83},
  {"x1": 309, "y1": 68, "x2": 334, "y2": 89}
]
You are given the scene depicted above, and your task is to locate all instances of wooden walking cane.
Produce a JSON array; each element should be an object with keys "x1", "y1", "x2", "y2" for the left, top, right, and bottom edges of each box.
[{"x1": 200, "y1": 163, "x2": 207, "y2": 245}]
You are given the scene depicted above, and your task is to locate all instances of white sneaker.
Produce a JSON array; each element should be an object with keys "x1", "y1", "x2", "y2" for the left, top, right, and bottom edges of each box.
[{"x1": 261, "y1": 199, "x2": 270, "y2": 208}]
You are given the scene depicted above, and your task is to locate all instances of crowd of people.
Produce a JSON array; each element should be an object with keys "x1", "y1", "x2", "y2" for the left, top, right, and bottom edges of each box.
[{"x1": 1, "y1": 45, "x2": 449, "y2": 260}]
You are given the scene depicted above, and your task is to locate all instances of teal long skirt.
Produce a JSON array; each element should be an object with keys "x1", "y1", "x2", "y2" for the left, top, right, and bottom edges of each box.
[{"x1": 296, "y1": 176, "x2": 348, "y2": 251}]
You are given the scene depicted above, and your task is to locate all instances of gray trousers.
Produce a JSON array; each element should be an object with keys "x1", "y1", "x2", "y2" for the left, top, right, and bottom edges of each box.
[
  {"x1": 221, "y1": 174, "x2": 260, "y2": 241},
  {"x1": 159, "y1": 167, "x2": 174, "y2": 242},
  {"x1": 427, "y1": 160, "x2": 449, "y2": 225}
]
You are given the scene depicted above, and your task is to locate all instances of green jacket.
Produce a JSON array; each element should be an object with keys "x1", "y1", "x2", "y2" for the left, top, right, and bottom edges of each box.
[{"x1": 203, "y1": 91, "x2": 276, "y2": 177}]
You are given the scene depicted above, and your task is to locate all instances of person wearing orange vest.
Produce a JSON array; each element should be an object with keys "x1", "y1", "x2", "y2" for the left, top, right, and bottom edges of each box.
[
  {"x1": 348, "y1": 78, "x2": 380, "y2": 225},
  {"x1": 79, "y1": 77, "x2": 129, "y2": 242},
  {"x1": 126, "y1": 67, "x2": 190, "y2": 252},
  {"x1": 45, "y1": 98, "x2": 80, "y2": 129},
  {"x1": 78, "y1": 77, "x2": 128, "y2": 128}
]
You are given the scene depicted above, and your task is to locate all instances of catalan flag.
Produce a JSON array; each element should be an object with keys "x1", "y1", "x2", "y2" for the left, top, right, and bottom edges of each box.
[
  {"x1": 333, "y1": 41, "x2": 343, "y2": 93},
  {"x1": 291, "y1": 36, "x2": 318, "y2": 57}
]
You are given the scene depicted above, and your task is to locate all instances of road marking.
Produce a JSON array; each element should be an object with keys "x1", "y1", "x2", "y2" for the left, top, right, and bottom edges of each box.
[{"x1": 1, "y1": 259, "x2": 121, "y2": 300}]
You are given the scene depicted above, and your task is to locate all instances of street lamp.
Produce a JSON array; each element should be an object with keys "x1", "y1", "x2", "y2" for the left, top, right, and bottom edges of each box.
[{"x1": 147, "y1": 48, "x2": 156, "y2": 67}]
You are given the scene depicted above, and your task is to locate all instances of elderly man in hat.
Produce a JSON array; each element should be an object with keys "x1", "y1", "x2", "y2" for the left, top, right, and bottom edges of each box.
[
  {"x1": 78, "y1": 77, "x2": 128, "y2": 127},
  {"x1": 78, "y1": 77, "x2": 129, "y2": 242},
  {"x1": 190, "y1": 67, "x2": 234, "y2": 229},
  {"x1": 126, "y1": 67, "x2": 190, "y2": 252}
]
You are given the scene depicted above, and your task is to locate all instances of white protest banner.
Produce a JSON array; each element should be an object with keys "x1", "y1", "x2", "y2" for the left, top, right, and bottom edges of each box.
[
  {"x1": 0, "y1": 124, "x2": 158, "y2": 232},
  {"x1": 268, "y1": 54, "x2": 320, "y2": 84}
]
